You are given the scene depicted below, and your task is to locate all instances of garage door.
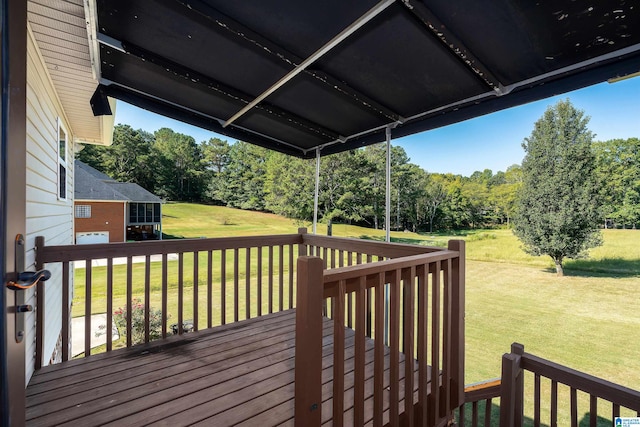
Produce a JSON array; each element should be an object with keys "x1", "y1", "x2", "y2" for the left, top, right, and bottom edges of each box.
[{"x1": 76, "y1": 231, "x2": 109, "y2": 244}]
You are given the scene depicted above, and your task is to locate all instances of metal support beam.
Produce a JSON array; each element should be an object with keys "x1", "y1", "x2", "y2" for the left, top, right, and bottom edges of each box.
[
  {"x1": 313, "y1": 148, "x2": 321, "y2": 235},
  {"x1": 97, "y1": 37, "x2": 341, "y2": 143},
  {"x1": 97, "y1": 81, "x2": 305, "y2": 157},
  {"x1": 175, "y1": 0, "x2": 403, "y2": 124},
  {"x1": 223, "y1": 0, "x2": 396, "y2": 128}
]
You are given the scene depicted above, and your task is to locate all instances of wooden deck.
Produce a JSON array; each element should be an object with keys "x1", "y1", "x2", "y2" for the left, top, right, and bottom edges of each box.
[{"x1": 26, "y1": 309, "x2": 426, "y2": 426}]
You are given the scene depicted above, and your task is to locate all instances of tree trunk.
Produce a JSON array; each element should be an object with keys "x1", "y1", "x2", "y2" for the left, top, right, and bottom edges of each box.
[{"x1": 554, "y1": 259, "x2": 564, "y2": 276}]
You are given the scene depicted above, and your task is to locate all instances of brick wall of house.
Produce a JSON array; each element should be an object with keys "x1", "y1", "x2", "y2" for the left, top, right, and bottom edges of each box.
[{"x1": 74, "y1": 201, "x2": 126, "y2": 242}]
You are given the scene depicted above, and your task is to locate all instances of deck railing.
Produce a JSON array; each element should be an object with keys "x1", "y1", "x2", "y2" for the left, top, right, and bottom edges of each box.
[
  {"x1": 34, "y1": 229, "x2": 447, "y2": 364},
  {"x1": 500, "y1": 343, "x2": 640, "y2": 426},
  {"x1": 295, "y1": 240, "x2": 465, "y2": 427},
  {"x1": 35, "y1": 232, "x2": 306, "y2": 363}
]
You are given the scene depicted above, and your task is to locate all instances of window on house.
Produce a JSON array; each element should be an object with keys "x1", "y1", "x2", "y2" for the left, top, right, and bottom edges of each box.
[
  {"x1": 75, "y1": 205, "x2": 91, "y2": 218},
  {"x1": 58, "y1": 118, "x2": 68, "y2": 200},
  {"x1": 128, "y1": 203, "x2": 161, "y2": 224}
]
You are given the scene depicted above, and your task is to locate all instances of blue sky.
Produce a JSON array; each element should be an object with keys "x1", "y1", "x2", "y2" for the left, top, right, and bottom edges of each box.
[{"x1": 114, "y1": 76, "x2": 640, "y2": 177}]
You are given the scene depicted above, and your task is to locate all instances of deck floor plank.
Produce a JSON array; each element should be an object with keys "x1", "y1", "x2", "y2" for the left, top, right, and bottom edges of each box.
[{"x1": 26, "y1": 309, "x2": 428, "y2": 427}]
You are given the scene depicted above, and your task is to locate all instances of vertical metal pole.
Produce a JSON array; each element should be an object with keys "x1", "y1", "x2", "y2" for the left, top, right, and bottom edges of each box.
[
  {"x1": 312, "y1": 147, "x2": 320, "y2": 234},
  {"x1": 385, "y1": 127, "x2": 391, "y2": 243},
  {"x1": 384, "y1": 126, "x2": 392, "y2": 345}
]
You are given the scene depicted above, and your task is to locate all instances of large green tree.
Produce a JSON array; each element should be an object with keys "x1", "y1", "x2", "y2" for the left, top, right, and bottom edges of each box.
[
  {"x1": 594, "y1": 138, "x2": 640, "y2": 228},
  {"x1": 513, "y1": 100, "x2": 602, "y2": 276},
  {"x1": 77, "y1": 124, "x2": 158, "y2": 191},
  {"x1": 154, "y1": 128, "x2": 205, "y2": 201}
]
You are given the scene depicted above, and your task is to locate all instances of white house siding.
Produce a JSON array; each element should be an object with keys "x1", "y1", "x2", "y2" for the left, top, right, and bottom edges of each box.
[{"x1": 24, "y1": 26, "x2": 75, "y2": 382}]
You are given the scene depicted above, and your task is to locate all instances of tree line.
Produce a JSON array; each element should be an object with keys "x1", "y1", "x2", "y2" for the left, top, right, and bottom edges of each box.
[{"x1": 78, "y1": 124, "x2": 639, "y2": 233}]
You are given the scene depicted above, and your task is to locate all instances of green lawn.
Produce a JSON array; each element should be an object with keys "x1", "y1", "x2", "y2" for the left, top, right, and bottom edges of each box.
[{"x1": 74, "y1": 203, "x2": 640, "y2": 425}]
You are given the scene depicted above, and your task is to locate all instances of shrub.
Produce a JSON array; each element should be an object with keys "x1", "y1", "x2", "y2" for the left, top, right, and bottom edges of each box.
[{"x1": 112, "y1": 298, "x2": 165, "y2": 345}]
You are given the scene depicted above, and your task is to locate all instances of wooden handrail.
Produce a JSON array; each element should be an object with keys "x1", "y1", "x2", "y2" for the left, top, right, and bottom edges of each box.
[
  {"x1": 36, "y1": 233, "x2": 303, "y2": 263},
  {"x1": 464, "y1": 378, "x2": 502, "y2": 402},
  {"x1": 499, "y1": 343, "x2": 640, "y2": 427},
  {"x1": 302, "y1": 233, "x2": 441, "y2": 258}
]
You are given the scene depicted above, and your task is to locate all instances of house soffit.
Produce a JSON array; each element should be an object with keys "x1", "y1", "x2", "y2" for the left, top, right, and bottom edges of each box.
[{"x1": 27, "y1": 0, "x2": 114, "y2": 146}]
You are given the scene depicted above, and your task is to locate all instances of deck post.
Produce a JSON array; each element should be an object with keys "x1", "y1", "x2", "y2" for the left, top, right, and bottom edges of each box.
[
  {"x1": 499, "y1": 348, "x2": 523, "y2": 427},
  {"x1": 448, "y1": 239, "x2": 465, "y2": 410},
  {"x1": 511, "y1": 343, "x2": 525, "y2": 427},
  {"x1": 294, "y1": 256, "x2": 324, "y2": 427},
  {"x1": 298, "y1": 227, "x2": 308, "y2": 257}
]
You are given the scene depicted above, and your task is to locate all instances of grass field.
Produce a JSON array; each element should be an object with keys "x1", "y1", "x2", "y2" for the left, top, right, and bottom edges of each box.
[{"x1": 75, "y1": 203, "x2": 640, "y2": 425}]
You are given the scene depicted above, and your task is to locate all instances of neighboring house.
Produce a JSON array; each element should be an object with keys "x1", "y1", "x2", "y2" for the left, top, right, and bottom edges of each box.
[{"x1": 74, "y1": 160, "x2": 162, "y2": 243}]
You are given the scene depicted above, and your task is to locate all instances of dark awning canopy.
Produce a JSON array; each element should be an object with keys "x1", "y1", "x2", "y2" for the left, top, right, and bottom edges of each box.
[{"x1": 93, "y1": 0, "x2": 640, "y2": 158}]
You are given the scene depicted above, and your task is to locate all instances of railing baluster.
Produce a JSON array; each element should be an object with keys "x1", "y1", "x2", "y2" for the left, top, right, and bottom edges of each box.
[
  {"x1": 373, "y1": 274, "x2": 384, "y2": 427},
  {"x1": 207, "y1": 250, "x2": 213, "y2": 328},
  {"x1": 613, "y1": 403, "x2": 620, "y2": 420},
  {"x1": 126, "y1": 256, "x2": 132, "y2": 346},
  {"x1": 178, "y1": 253, "x2": 184, "y2": 334},
  {"x1": 485, "y1": 398, "x2": 493, "y2": 426},
  {"x1": 570, "y1": 387, "x2": 578, "y2": 427},
  {"x1": 162, "y1": 253, "x2": 168, "y2": 338},
  {"x1": 322, "y1": 247, "x2": 328, "y2": 269},
  {"x1": 354, "y1": 277, "x2": 366, "y2": 426},
  {"x1": 471, "y1": 401, "x2": 478, "y2": 427},
  {"x1": 589, "y1": 394, "x2": 597, "y2": 427},
  {"x1": 534, "y1": 373, "x2": 541, "y2": 427},
  {"x1": 430, "y1": 261, "x2": 441, "y2": 425},
  {"x1": 288, "y1": 244, "x2": 294, "y2": 310},
  {"x1": 62, "y1": 261, "x2": 70, "y2": 362},
  {"x1": 417, "y1": 263, "x2": 428, "y2": 426},
  {"x1": 347, "y1": 291, "x2": 353, "y2": 329},
  {"x1": 106, "y1": 258, "x2": 113, "y2": 351},
  {"x1": 246, "y1": 247, "x2": 251, "y2": 320},
  {"x1": 330, "y1": 248, "x2": 336, "y2": 269},
  {"x1": 404, "y1": 267, "x2": 415, "y2": 427},
  {"x1": 442, "y1": 259, "x2": 452, "y2": 416},
  {"x1": 333, "y1": 280, "x2": 346, "y2": 427},
  {"x1": 268, "y1": 246, "x2": 273, "y2": 314},
  {"x1": 221, "y1": 249, "x2": 226, "y2": 325},
  {"x1": 193, "y1": 251, "x2": 199, "y2": 331},
  {"x1": 365, "y1": 255, "x2": 373, "y2": 338},
  {"x1": 390, "y1": 269, "x2": 400, "y2": 426},
  {"x1": 145, "y1": 255, "x2": 151, "y2": 342},
  {"x1": 257, "y1": 247, "x2": 262, "y2": 317},
  {"x1": 233, "y1": 248, "x2": 239, "y2": 323},
  {"x1": 551, "y1": 380, "x2": 558, "y2": 427},
  {"x1": 85, "y1": 261, "x2": 92, "y2": 356},
  {"x1": 279, "y1": 245, "x2": 284, "y2": 312}
]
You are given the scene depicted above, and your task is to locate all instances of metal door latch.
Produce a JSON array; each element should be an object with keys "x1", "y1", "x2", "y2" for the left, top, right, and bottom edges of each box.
[
  {"x1": 6, "y1": 269, "x2": 51, "y2": 290},
  {"x1": 5, "y1": 234, "x2": 51, "y2": 343}
]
